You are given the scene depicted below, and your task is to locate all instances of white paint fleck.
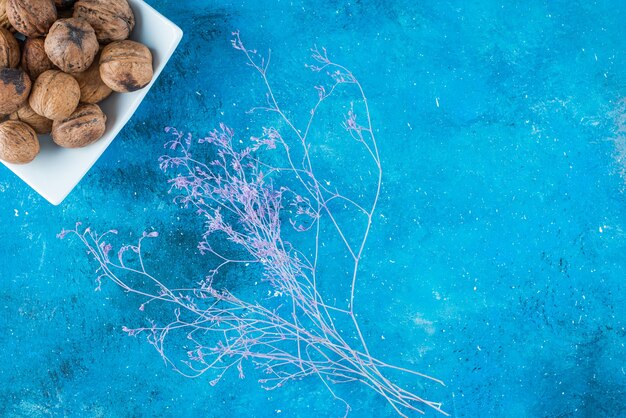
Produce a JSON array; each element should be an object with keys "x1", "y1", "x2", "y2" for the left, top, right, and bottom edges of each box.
[
  {"x1": 413, "y1": 314, "x2": 435, "y2": 335},
  {"x1": 38, "y1": 241, "x2": 47, "y2": 271}
]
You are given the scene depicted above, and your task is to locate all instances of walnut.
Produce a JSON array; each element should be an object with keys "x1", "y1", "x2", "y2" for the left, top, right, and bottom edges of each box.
[
  {"x1": 0, "y1": 26, "x2": 19, "y2": 68},
  {"x1": 0, "y1": 67, "x2": 31, "y2": 115},
  {"x1": 45, "y1": 18, "x2": 98, "y2": 74},
  {"x1": 29, "y1": 70, "x2": 80, "y2": 120},
  {"x1": 73, "y1": 55, "x2": 112, "y2": 103},
  {"x1": 52, "y1": 103, "x2": 106, "y2": 148},
  {"x1": 73, "y1": 0, "x2": 134, "y2": 44},
  {"x1": 0, "y1": 0, "x2": 15, "y2": 33},
  {"x1": 6, "y1": 0, "x2": 57, "y2": 37},
  {"x1": 0, "y1": 119, "x2": 39, "y2": 164},
  {"x1": 21, "y1": 37, "x2": 55, "y2": 79},
  {"x1": 9, "y1": 102, "x2": 52, "y2": 134},
  {"x1": 100, "y1": 40, "x2": 152, "y2": 93}
]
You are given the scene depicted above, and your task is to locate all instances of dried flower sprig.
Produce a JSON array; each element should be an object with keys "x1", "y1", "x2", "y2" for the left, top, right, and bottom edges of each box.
[{"x1": 60, "y1": 32, "x2": 446, "y2": 417}]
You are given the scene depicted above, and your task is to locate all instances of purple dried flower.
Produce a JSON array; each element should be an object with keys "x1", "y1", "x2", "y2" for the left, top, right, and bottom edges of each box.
[{"x1": 61, "y1": 33, "x2": 446, "y2": 417}]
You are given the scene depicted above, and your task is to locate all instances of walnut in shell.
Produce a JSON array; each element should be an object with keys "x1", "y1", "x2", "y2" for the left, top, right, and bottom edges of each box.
[
  {"x1": 0, "y1": 0, "x2": 15, "y2": 33},
  {"x1": 0, "y1": 119, "x2": 39, "y2": 164},
  {"x1": 0, "y1": 27, "x2": 19, "y2": 68},
  {"x1": 0, "y1": 67, "x2": 31, "y2": 115},
  {"x1": 9, "y1": 102, "x2": 52, "y2": 134},
  {"x1": 6, "y1": 0, "x2": 57, "y2": 37},
  {"x1": 45, "y1": 18, "x2": 98, "y2": 74},
  {"x1": 52, "y1": 103, "x2": 106, "y2": 148},
  {"x1": 73, "y1": 0, "x2": 134, "y2": 44},
  {"x1": 100, "y1": 40, "x2": 152, "y2": 92},
  {"x1": 29, "y1": 70, "x2": 80, "y2": 120},
  {"x1": 73, "y1": 55, "x2": 112, "y2": 103},
  {"x1": 21, "y1": 37, "x2": 55, "y2": 80}
]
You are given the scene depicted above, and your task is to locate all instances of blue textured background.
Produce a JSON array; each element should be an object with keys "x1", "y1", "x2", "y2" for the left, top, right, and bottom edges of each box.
[{"x1": 1, "y1": 0, "x2": 626, "y2": 416}]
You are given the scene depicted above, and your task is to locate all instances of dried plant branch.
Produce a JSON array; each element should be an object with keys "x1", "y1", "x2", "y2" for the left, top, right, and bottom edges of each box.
[{"x1": 60, "y1": 32, "x2": 446, "y2": 417}]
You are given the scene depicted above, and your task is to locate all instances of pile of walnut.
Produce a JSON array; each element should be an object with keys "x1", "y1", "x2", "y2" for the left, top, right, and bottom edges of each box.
[{"x1": 0, "y1": 0, "x2": 152, "y2": 164}]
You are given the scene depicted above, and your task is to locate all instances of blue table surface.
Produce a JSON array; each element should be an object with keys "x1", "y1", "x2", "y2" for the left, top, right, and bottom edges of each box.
[{"x1": 1, "y1": 0, "x2": 626, "y2": 417}]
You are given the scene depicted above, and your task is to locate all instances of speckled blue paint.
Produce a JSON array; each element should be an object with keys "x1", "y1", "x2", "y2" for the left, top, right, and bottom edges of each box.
[{"x1": 1, "y1": 0, "x2": 626, "y2": 416}]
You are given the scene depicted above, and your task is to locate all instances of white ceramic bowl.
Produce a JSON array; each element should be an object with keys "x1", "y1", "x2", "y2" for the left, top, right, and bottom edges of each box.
[{"x1": 0, "y1": 0, "x2": 183, "y2": 205}]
